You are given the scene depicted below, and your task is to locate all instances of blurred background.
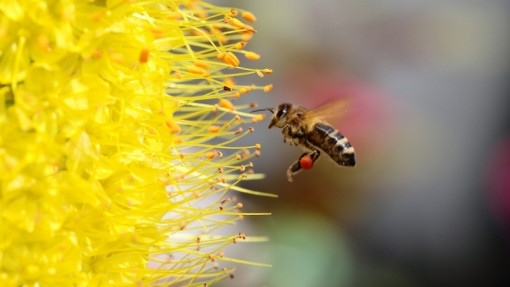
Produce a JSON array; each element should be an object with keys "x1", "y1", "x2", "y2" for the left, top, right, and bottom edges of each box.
[{"x1": 215, "y1": 0, "x2": 510, "y2": 286}]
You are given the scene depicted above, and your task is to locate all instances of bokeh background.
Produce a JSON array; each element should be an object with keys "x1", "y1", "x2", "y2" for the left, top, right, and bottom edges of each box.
[{"x1": 215, "y1": 1, "x2": 510, "y2": 286}]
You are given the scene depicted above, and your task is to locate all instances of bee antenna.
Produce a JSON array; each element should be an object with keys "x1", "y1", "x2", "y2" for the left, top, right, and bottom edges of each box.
[{"x1": 251, "y1": 108, "x2": 274, "y2": 114}]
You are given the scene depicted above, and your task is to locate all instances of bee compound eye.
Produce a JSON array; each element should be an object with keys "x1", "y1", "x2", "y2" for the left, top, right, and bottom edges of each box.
[
  {"x1": 276, "y1": 109, "x2": 285, "y2": 119},
  {"x1": 276, "y1": 103, "x2": 290, "y2": 119}
]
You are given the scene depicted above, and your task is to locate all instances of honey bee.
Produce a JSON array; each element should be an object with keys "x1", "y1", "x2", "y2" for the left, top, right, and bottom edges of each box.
[{"x1": 253, "y1": 100, "x2": 355, "y2": 181}]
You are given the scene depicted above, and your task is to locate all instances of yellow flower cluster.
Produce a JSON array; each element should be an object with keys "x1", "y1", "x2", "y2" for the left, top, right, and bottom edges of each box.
[{"x1": 0, "y1": 1, "x2": 274, "y2": 286}]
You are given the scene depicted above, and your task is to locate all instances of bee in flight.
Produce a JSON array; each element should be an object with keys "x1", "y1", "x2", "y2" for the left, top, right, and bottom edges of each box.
[{"x1": 253, "y1": 100, "x2": 355, "y2": 181}]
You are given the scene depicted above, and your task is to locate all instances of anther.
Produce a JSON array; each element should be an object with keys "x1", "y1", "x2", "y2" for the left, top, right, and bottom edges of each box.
[
  {"x1": 208, "y1": 125, "x2": 221, "y2": 133},
  {"x1": 139, "y1": 47, "x2": 149, "y2": 63},
  {"x1": 219, "y1": 99, "x2": 235, "y2": 111},
  {"x1": 229, "y1": 18, "x2": 245, "y2": 29},
  {"x1": 244, "y1": 51, "x2": 260, "y2": 60},
  {"x1": 235, "y1": 41, "x2": 247, "y2": 49},
  {"x1": 205, "y1": 152, "x2": 216, "y2": 159},
  {"x1": 223, "y1": 52, "x2": 240, "y2": 67},
  {"x1": 229, "y1": 8, "x2": 238, "y2": 17},
  {"x1": 242, "y1": 11, "x2": 256, "y2": 22},
  {"x1": 240, "y1": 87, "x2": 251, "y2": 94}
]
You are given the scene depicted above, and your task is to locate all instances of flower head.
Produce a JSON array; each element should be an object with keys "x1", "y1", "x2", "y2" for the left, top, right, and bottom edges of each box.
[{"x1": 0, "y1": 1, "x2": 273, "y2": 286}]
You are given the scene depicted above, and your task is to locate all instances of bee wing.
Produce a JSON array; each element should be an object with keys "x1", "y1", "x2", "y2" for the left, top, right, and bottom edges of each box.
[{"x1": 305, "y1": 98, "x2": 351, "y2": 122}]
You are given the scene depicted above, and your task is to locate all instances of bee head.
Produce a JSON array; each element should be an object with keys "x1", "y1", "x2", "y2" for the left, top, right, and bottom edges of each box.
[
  {"x1": 251, "y1": 103, "x2": 292, "y2": 129},
  {"x1": 268, "y1": 103, "x2": 291, "y2": 129}
]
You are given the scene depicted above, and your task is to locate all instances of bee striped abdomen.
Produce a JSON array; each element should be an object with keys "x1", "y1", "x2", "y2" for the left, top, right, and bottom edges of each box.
[{"x1": 309, "y1": 123, "x2": 356, "y2": 167}]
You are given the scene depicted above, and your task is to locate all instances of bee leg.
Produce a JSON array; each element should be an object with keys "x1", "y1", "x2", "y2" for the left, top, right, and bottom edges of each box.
[
  {"x1": 286, "y1": 151, "x2": 321, "y2": 182},
  {"x1": 308, "y1": 148, "x2": 321, "y2": 163},
  {"x1": 282, "y1": 125, "x2": 296, "y2": 145},
  {"x1": 286, "y1": 159, "x2": 302, "y2": 182},
  {"x1": 300, "y1": 140, "x2": 321, "y2": 163}
]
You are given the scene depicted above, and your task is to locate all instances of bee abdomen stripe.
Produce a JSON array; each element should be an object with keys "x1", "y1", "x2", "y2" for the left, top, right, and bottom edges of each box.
[
  {"x1": 315, "y1": 123, "x2": 336, "y2": 135},
  {"x1": 342, "y1": 147, "x2": 355, "y2": 154},
  {"x1": 332, "y1": 132, "x2": 346, "y2": 142}
]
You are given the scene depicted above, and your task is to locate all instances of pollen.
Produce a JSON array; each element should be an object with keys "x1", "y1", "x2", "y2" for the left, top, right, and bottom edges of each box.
[
  {"x1": 208, "y1": 125, "x2": 221, "y2": 133},
  {"x1": 299, "y1": 155, "x2": 314, "y2": 170},
  {"x1": 188, "y1": 66, "x2": 207, "y2": 75},
  {"x1": 205, "y1": 151, "x2": 217, "y2": 160},
  {"x1": 235, "y1": 41, "x2": 247, "y2": 49},
  {"x1": 165, "y1": 120, "x2": 181, "y2": 134},
  {"x1": 139, "y1": 47, "x2": 150, "y2": 63},
  {"x1": 245, "y1": 51, "x2": 260, "y2": 60},
  {"x1": 242, "y1": 11, "x2": 257, "y2": 22},
  {"x1": 228, "y1": 18, "x2": 246, "y2": 29},
  {"x1": 219, "y1": 99, "x2": 235, "y2": 111},
  {"x1": 255, "y1": 143, "x2": 261, "y2": 150},
  {"x1": 194, "y1": 60, "x2": 210, "y2": 69},
  {"x1": 223, "y1": 52, "x2": 240, "y2": 67},
  {"x1": 217, "y1": 51, "x2": 226, "y2": 59},
  {"x1": 252, "y1": 114, "x2": 265, "y2": 123},
  {"x1": 263, "y1": 69, "x2": 273, "y2": 74},
  {"x1": 240, "y1": 87, "x2": 251, "y2": 94},
  {"x1": 263, "y1": 84, "x2": 273, "y2": 92}
]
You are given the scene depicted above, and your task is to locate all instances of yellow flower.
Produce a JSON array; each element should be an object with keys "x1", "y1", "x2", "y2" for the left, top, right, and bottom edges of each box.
[{"x1": 0, "y1": 1, "x2": 274, "y2": 286}]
